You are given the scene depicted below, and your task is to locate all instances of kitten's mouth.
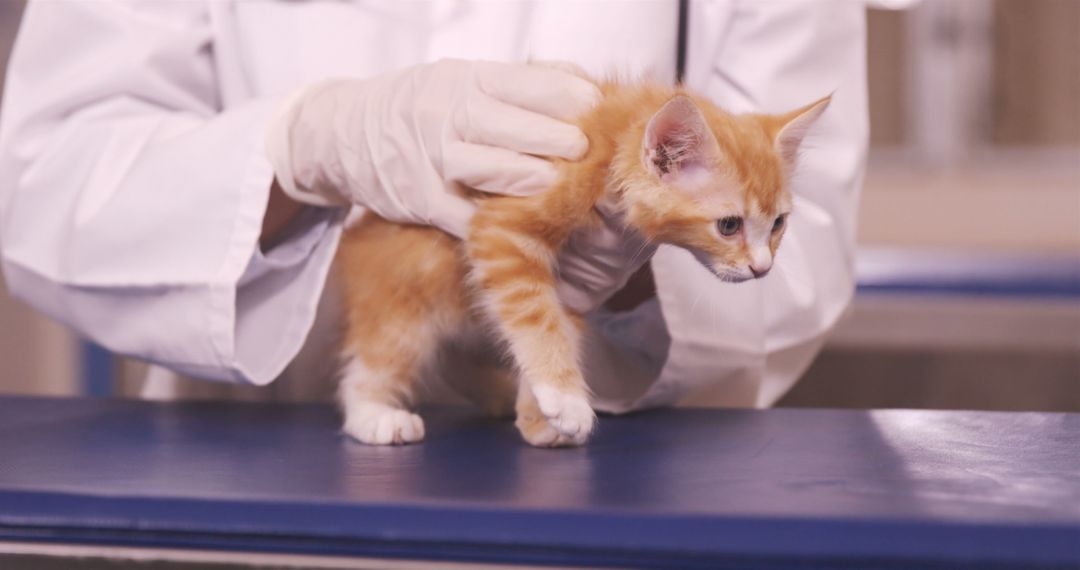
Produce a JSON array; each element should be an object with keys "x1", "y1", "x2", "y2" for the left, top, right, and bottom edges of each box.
[
  {"x1": 691, "y1": 250, "x2": 755, "y2": 283},
  {"x1": 708, "y1": 266, "x2": 755, "y2": 284}
]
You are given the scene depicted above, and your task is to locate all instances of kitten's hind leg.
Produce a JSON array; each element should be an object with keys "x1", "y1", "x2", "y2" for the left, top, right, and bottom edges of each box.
[
  {"x1": 335, "y1": 218, "x2": 469, "y2": 446},
  {"x1": 338, "y1": 352, "x2": 426, "y2": 445}
]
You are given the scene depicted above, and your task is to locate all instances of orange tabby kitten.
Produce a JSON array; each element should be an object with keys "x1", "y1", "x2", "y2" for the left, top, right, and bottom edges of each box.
[{"x1": 335, "y1": 81, "x2": 830, "y2": 447}]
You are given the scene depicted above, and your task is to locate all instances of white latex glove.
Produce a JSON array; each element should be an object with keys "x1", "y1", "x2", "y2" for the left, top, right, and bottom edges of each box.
[
  {"x1": 556, "y1": 204, "x2": 659, "y2": 314},
  {"x1": 266, "y1": 59, "x2": 600, "y2": 238}
]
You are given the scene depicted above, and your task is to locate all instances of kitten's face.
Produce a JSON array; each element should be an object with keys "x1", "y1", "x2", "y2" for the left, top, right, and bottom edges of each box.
[{"x1": 626, "y1": 94, "x2": 828, "y2": 282}]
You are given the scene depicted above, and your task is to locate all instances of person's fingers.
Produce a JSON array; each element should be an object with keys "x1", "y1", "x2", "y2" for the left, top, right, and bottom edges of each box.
[
  {"x1": 558, "y1": 246, "x2": 617, "y2": 289},
  {"x1": 443, "y1": 141, "x2": 560, "y2": 196},
  {"x1": 456, "y1": 93, "x2": 588, "y2": 160},
  {"x1": 528, "y1": 59, "x2": 592, "y2": 81},
  {"x1": 426, "y1": 192, "x2": 476, "y2": 239},
  {"x1": 554, "y1": 280, "x2": 597, "y2": 315},
  {"x1": 474, "y1": 61, "x2": 601, "y2": 122},
  {"x1": 554, "y1": 221, "x2": 660, "y2": 313}
]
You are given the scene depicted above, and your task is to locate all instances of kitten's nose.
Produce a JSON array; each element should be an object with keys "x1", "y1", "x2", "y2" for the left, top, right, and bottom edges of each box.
[{"x1": 749, "y1": 248, "x2": 772, "y2": 278}]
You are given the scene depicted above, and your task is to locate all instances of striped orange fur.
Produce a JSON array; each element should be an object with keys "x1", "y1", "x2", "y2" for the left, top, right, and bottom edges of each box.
[{"x1": 335, "y1": 79, "x2": 830, "y2": 446}]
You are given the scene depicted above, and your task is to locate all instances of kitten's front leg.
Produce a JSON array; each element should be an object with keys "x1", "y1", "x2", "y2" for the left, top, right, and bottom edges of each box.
[
  {"x1": 468, "y1": 204, "x2": 597, "y2": 447},
  {"x1": 504, "y1": 311, "x2": 595, "y2": 446}
]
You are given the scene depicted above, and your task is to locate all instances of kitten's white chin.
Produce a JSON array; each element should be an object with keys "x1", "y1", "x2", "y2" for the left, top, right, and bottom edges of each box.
[
  {"x1": 690, "y1": 251, "x2": 755, "y2": 283},
  {"x1": 720, "y1": 273, "x2": 754, "y2": 284},
  {"x1": 709, "y1": 267, "x2": 754, "y2": 284}
]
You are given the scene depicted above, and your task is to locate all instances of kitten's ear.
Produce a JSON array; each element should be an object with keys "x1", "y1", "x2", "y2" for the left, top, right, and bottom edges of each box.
[
  {"x1": 772, "y1": 94, "x2": 832, "y2": 166},
  {"x1": 642, "y1": 95, "x2": 720, "y2": 182}
]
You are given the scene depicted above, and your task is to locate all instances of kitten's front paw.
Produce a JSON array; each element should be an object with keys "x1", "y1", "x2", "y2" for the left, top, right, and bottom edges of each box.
[
  {"x1": 516, "y1": 412, "x2": 566, "y2": 447},
  {"x1": 344, "y1": 408, "x2": 425, "y2": 445},
  {"x1": 530, "y1": 383, "x2": 595, "y2": 444}
]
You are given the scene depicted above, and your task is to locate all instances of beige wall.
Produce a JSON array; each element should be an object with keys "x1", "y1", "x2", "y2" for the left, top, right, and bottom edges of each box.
[
  {"x1": 0, "y1": 289, "x2": 77, "y2": 396},
  {"x1": 867, "y1": 8, "x2": 908, "y2": 147},
  {"x1": 993, "y1": 0, "x2": 1080, "y2": 146}
]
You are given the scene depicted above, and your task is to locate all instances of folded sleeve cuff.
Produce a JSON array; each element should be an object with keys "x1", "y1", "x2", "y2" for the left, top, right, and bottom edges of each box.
[{"x1": 227, "y1": 206, "x2": 345, "y2": 385}]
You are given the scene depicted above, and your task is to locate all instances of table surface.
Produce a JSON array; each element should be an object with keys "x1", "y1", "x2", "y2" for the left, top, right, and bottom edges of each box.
[{"x1": 0, "y1": 396, "x2": 1078, "y2": 568}]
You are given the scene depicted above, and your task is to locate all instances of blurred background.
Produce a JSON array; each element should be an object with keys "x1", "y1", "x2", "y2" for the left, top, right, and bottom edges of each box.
[{"x1": 1, "y1": 0, "x2": 1077, "y2": 409}]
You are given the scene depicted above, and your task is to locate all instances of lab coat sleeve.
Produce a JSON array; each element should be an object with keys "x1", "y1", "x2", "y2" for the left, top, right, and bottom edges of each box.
[
  {"x1": 587, "y1": 0, "x2": 867, "y2": 412},
  {"x1": 0, "y1": 1, "x2": 343, "y2": 384}
]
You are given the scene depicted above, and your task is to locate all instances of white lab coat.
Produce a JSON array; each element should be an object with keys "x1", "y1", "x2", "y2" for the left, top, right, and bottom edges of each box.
[{"x1": 0, "y1": 0, "x2": 866, "y2": 411}]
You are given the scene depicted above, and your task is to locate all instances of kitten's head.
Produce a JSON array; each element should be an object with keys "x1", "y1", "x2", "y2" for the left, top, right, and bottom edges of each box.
[{"x1": 618, "y1": 93, "x2": 830, "y2": 282}]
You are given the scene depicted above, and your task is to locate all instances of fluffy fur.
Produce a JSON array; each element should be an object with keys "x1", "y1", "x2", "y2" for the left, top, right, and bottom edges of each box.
[{"x1": 335, "y1": 80, "x2": 829, "y2": 446}]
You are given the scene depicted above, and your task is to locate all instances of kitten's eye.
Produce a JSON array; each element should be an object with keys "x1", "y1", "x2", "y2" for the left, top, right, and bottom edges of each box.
[
  {"x1": 717, "y1": 216, "x2": 742, "y2": 236},
  {"x1": 772, "y1": 214, "x2": 787, "y2": 233}
]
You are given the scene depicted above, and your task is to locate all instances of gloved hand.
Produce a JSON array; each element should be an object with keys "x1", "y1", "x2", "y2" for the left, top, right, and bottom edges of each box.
[
  {"x1": 556, "y1": 203, "x2": 659, "y2": 314},
  {"x1": 265, "y1": 58, "x2": 600, "y2": 238}
]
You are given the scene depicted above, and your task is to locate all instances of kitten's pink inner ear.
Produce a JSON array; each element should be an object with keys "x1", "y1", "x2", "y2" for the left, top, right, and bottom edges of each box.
[
  {"x1": 774, "y1": 94, "x2": 832, "y2": 166},
  {"x1": 642, "y1": 95, "x2": 718, "y2": 180}
]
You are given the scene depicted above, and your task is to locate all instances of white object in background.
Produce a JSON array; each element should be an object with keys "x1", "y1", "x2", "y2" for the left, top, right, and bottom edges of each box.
[{"x1": 907, "y1": 0, "x2": 994, "y2": 166}]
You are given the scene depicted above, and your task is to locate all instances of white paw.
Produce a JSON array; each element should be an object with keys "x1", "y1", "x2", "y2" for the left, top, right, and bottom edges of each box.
[
  {"x1": 344, "y1": 408, "x2": 425, "y2": 445},
  {"x1": 530, "y1": 383, "x2": 595, "y2": 444},
  {"x1": 518, "y1": 419, "x2": 562, "y2": 448},
  {"x1": 518, "y1": 421, "x2": 583, "y2": 448}
]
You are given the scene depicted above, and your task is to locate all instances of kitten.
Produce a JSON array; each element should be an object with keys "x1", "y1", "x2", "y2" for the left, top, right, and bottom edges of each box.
[{"x1": 334, "y1": 80, "x2": 829, "y2": 447}]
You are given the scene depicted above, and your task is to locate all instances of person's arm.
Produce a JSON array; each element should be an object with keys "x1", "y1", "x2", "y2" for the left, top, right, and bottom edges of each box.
[
  {"x1": 586, "y1": 0, "x2": 868, "y2": 412},
  {"x1": 0, "y1": 0, "x2": 343, "y2": 384},
  {"x1": 260, "y1": 179, "x2": 306, "y2": 251}
]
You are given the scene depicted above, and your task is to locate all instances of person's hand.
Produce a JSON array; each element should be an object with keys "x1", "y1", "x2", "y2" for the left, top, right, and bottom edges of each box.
[
  {"x1": 556, "y1": 206, "x2": 659, "y2": 314},
  {"x1": 265, "y1": 59, "x2": 600, "y2": 238}
]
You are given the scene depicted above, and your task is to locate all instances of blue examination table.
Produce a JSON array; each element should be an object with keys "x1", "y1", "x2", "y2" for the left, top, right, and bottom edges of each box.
[
  {"x1": 0, "y1": 396, "x2": 1077, "y2": 568},
  {"x1": 854, "y1": 247, "x2": 1080, "y2": 299}
]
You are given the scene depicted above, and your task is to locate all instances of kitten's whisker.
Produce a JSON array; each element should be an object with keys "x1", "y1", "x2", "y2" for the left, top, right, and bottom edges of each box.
[
  {"x1": 706, "y1": 286, "x2": 716, "y2": 326},
  {"x1": 688, "y1": 289, "x2": 705, "y2": 315},
  {"x1": 628, "y1": 238, "x2": 654, "y2": 265},
  {"x1": 772, "y1": 261, "x2": 811, "y2": 291}
]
